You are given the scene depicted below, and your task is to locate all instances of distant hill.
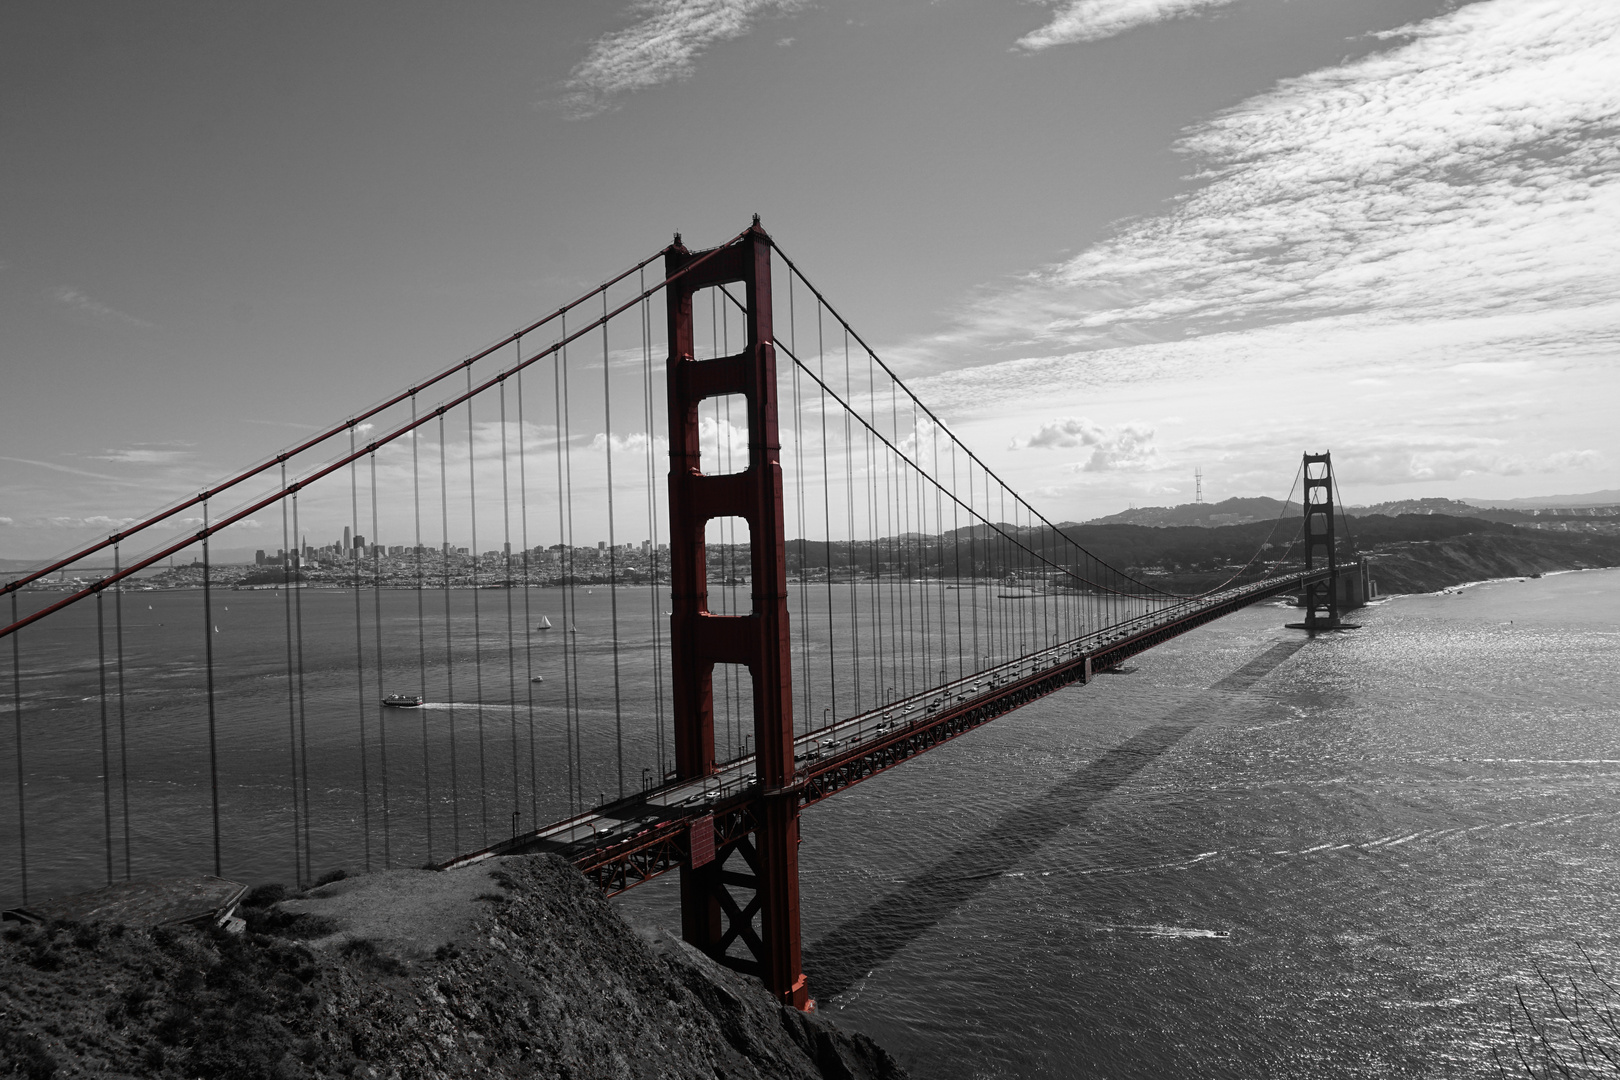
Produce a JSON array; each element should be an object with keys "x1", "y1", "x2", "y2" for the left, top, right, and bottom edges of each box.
[
  {"x1": 1461, "y1": 489, "x2": 1620, "y2": 509},
  {"x1": 1345, "y1": 498, "x2": 1535, "y2": 524},
  {"x1": 1081, "y1": 496, "x2": 1300, "y2": 528}
]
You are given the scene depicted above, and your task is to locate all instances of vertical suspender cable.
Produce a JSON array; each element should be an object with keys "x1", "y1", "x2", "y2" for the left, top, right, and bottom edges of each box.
[
  {"x1": 97, "y1": 590, "x2": 111, "y2": 885},
  {"x1": 370, "y1": 451, "x2": 389, "y2": 867},
  {"x1": 349, "y1": 428, "x2": 372, "y2": 873},
  {"x1": 516, "y1": 353, "x2": 538, "y2": 825},
  {"x1": 554, "y1": 321, "x2": 575, "y2": 814},
  {"x1": 281, "y1": 466, "x2": 303, "y2": 885},
  {"x1": 292, "y1": 492, "x2": 313, "y2": 885},
  {"x1": 10, "y1": 592, "x2": 24, "y2": 904},
  {"x1": 946, "y1": 437, "x2": 959, "y2": 676},
  {"x1": 114, "y1": 544, "x2": 130, "y2": 879},
  {"x1": 558, "y1": 319, "x2": 584, "y2": 813},
  {"x1": 933, "y1": 423, "x2": 948, "y2": 683},
  {"x1": 439, "y1": 413, "x2": 460, "y2": 854},
  {"x1": 500, "y1": 380, "x2": 519, "y2": 827},
  {"x1": 640, "y1": 269, "x2": 668, "y2": 781},
  {"x1": 602, "y1": 292, "x2": 625, "y2": 797},
  {"x1": 466, "y1": 371, "x2": 487, "y2": 846},
  {"x1": 788, "y1": 277, "x2": 812, "y2": 741},
  {"x1": 201, "y1": 499, "x2": 222, "y2": 877},
  {"x1": 863, "y1": 351, "x2": 882, "y2": 707},
  {"x1": 842, "y1": 328, "x2": 860, "y2": 714},
  {"x1": 411, "y1": 398, "x2": 433, "y2": 862},
  {"x1": 816, "y1": 304, "x2": 836, "y2": 724}
]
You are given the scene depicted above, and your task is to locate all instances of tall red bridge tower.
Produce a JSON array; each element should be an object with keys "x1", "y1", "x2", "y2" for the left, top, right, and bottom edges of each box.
[{"x1": 664, "y1": 220, "x2": 810, "y2": 1009}]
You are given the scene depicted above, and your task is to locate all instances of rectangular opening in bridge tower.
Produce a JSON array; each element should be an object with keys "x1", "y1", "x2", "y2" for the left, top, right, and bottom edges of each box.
[
  {"x1": 664, "y1": 222, "x2": 810, "y2": 1011},
  {"x1": 1301, "y1": 452, "x2": 1338, "y2": 629},
  {"x1": 697, "y1": 394, "x2": 751, "y2": 477}
]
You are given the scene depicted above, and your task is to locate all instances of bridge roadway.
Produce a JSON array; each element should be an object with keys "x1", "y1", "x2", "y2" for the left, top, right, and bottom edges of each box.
[{"x1": 440, "y1": 569, "x2": 1326, "y2": 893}]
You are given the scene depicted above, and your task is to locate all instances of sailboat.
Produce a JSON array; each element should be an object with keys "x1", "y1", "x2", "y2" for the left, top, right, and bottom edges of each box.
[{"x1": 536, "y1": 615, "x2": 552, "y2": 631}]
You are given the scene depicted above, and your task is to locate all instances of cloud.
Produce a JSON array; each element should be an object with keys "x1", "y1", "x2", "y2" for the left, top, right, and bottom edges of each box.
[
  {"x1": 697, "y1": 415, "x2": 748, "y2": 470},
  {"x1": 559, "y1": 0, "x2": 806, "y2": 118},
  {"x1": 1011, "y1": 416, "x2": 1160, "y2": 471},
  {"x1": 1077, "y1": 425, "x2": 1158, "y2": 472},
  {"x1": 91, "y1": 446, "x2": 192, "y2": 465},
  {"x1": 0, "y1": 517, "x2": 13, "y2": 527},
  {"x1": 1332, "y1": 438, "x2": 1603, "y2": 486},
  {"x1": 0, "y1": 455, "x2": 132, "y2": 483},
  {"x1": 890, "y1": 0, "x2": 1620, "y2": 510},
  {"x1": 50, "y1": 286, "x2": 152, "y2": 328},
  {"x1": 589, "y1": 431, "x2": 665, "y2": 454},
  {"x1": 1011, "y1": 416, "x2": 1106, "y2": 450},
  {"x1": 931, "y1": 1, "x2": 1620, "y2": 364},
  {"x1": 43, "y1": 515, "x2": 140, "y2": 530},
  {"x1": 1017, "y1": 0, "x2": 1237, "y2": 50},
  {"x1": 1543, "y1": 449, "x2": 1601, "y2": 471}
]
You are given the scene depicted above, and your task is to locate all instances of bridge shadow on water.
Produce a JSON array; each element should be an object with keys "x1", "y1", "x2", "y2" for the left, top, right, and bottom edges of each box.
[{"x1": 802, "y1": 639, "x2": 1309, "y2": 1000}]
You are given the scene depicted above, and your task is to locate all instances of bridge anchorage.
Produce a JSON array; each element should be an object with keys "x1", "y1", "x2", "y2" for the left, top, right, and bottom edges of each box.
[{"x1": 2, "y1": 217, "x2": 1354, "y2": 1016}]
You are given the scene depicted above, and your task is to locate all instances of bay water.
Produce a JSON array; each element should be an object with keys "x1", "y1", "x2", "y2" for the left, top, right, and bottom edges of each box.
[{"x1": 6, "y1": 568, "x2": 1618, "y2": 1075}]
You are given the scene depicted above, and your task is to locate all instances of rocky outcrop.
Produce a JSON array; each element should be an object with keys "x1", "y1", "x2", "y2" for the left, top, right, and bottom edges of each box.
[{"x1": 0, "y1": 855, "x2": 905, "y2": 1080}]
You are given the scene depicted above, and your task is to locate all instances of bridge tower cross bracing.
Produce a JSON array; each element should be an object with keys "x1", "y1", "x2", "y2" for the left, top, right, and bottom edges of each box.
[
  {"x1": 1301, "y1": 451, "x2": 1339, "y2": 629},
  {"x1": 664, "y1": 221, "x2": 810, "y2": 1010}
]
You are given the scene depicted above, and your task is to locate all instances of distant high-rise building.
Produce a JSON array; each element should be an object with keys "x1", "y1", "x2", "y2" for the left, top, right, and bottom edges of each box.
[
  {"x1": 343, "y1": 526, "x2": 351, "y2": 551},
  {"x1": 254, "y1": 549, "x2": 266, "y2": 565}
]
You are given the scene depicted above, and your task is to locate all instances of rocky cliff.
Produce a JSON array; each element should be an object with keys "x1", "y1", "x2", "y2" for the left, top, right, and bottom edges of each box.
[
  {"x1": 0, "y1": 855, "x2": 905, "y2": 1080},
  {"x1": 1360, "y1": 530, "x2": 1620, "y2": 595}
]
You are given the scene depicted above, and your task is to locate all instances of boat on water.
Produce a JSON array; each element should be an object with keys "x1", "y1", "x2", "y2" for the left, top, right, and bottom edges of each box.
[
  {"x1": 530, "y1": 675, "x2": 544, "y2": 683},
  {"x1": 535, "y1": 615, "x2": 553, "y2": 631},
  {"x1": 381, "y1": 694, "x2": 424, "y2": 708}
]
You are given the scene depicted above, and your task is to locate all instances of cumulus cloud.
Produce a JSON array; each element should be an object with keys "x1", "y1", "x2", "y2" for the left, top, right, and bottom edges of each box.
[
  {"x1": 1010, "y1": 416, "x2": 1159, "y2": 471},
  {"x1": 1011, "y1": 416, "x2": 1105, "y2": 450},
  {"x1": 697, "y1": 415, "x2": 749, "y2": 471},
  {"x1": 559, "y1": 0, "x2": 806, "y2": 118},
  {"x1": 50, "y1": 286, "x2": 152, "y2": 328},
  {"x1": 1017, "y1": 0, "x2": 1236, "y2": 50},
  {"x1": 590, "y1": 431, "x2": 665, "y2": 454}
]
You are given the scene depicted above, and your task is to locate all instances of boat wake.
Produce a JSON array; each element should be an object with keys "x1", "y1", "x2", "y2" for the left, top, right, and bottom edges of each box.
[{"x1": 1103, "y1": 924, "x2": 1231, "y2": 940}]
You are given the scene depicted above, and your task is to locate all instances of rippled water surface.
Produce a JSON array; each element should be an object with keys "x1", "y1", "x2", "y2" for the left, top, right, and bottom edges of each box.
[
  {"x1": 620, "y1": 568, "x2": 1620, "y2": 1077},
  {"x1": 8, "y1": 568, "x2": 1618, "y2": 1076}
]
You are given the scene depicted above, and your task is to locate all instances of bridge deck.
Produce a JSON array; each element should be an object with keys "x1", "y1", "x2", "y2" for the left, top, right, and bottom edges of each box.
[{"x1": 440, "y1": 570, "x2": 1323, "y2": 894}]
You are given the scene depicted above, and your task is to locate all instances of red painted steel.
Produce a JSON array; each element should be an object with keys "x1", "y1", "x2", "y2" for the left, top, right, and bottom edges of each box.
[
  {"x1": 1301, "y1": 452, "x2": 1339, "y2": 628},
  {"x1": 665, "y1": 221, "x2": 809, "y2": 1010}
]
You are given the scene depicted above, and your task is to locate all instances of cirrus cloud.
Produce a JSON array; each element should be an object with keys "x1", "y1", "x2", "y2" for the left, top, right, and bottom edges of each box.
[
  {"x1": 558, "y1": 0, "x2": 807, "y2": 118},
  {"x1": 1017, "y1": 0, "x2": 1237, "y2": 51}
]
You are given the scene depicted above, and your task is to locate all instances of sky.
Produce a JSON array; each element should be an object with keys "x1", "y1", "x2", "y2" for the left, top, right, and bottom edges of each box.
[{"x1": 2, "y1": 0, "x2": 1616, "y2": 561}]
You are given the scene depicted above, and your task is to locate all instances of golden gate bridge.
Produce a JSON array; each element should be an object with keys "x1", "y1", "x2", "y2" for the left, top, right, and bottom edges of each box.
[{"x1": 0, "y1": 220, "x2": 1353, "y2": 1010}]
